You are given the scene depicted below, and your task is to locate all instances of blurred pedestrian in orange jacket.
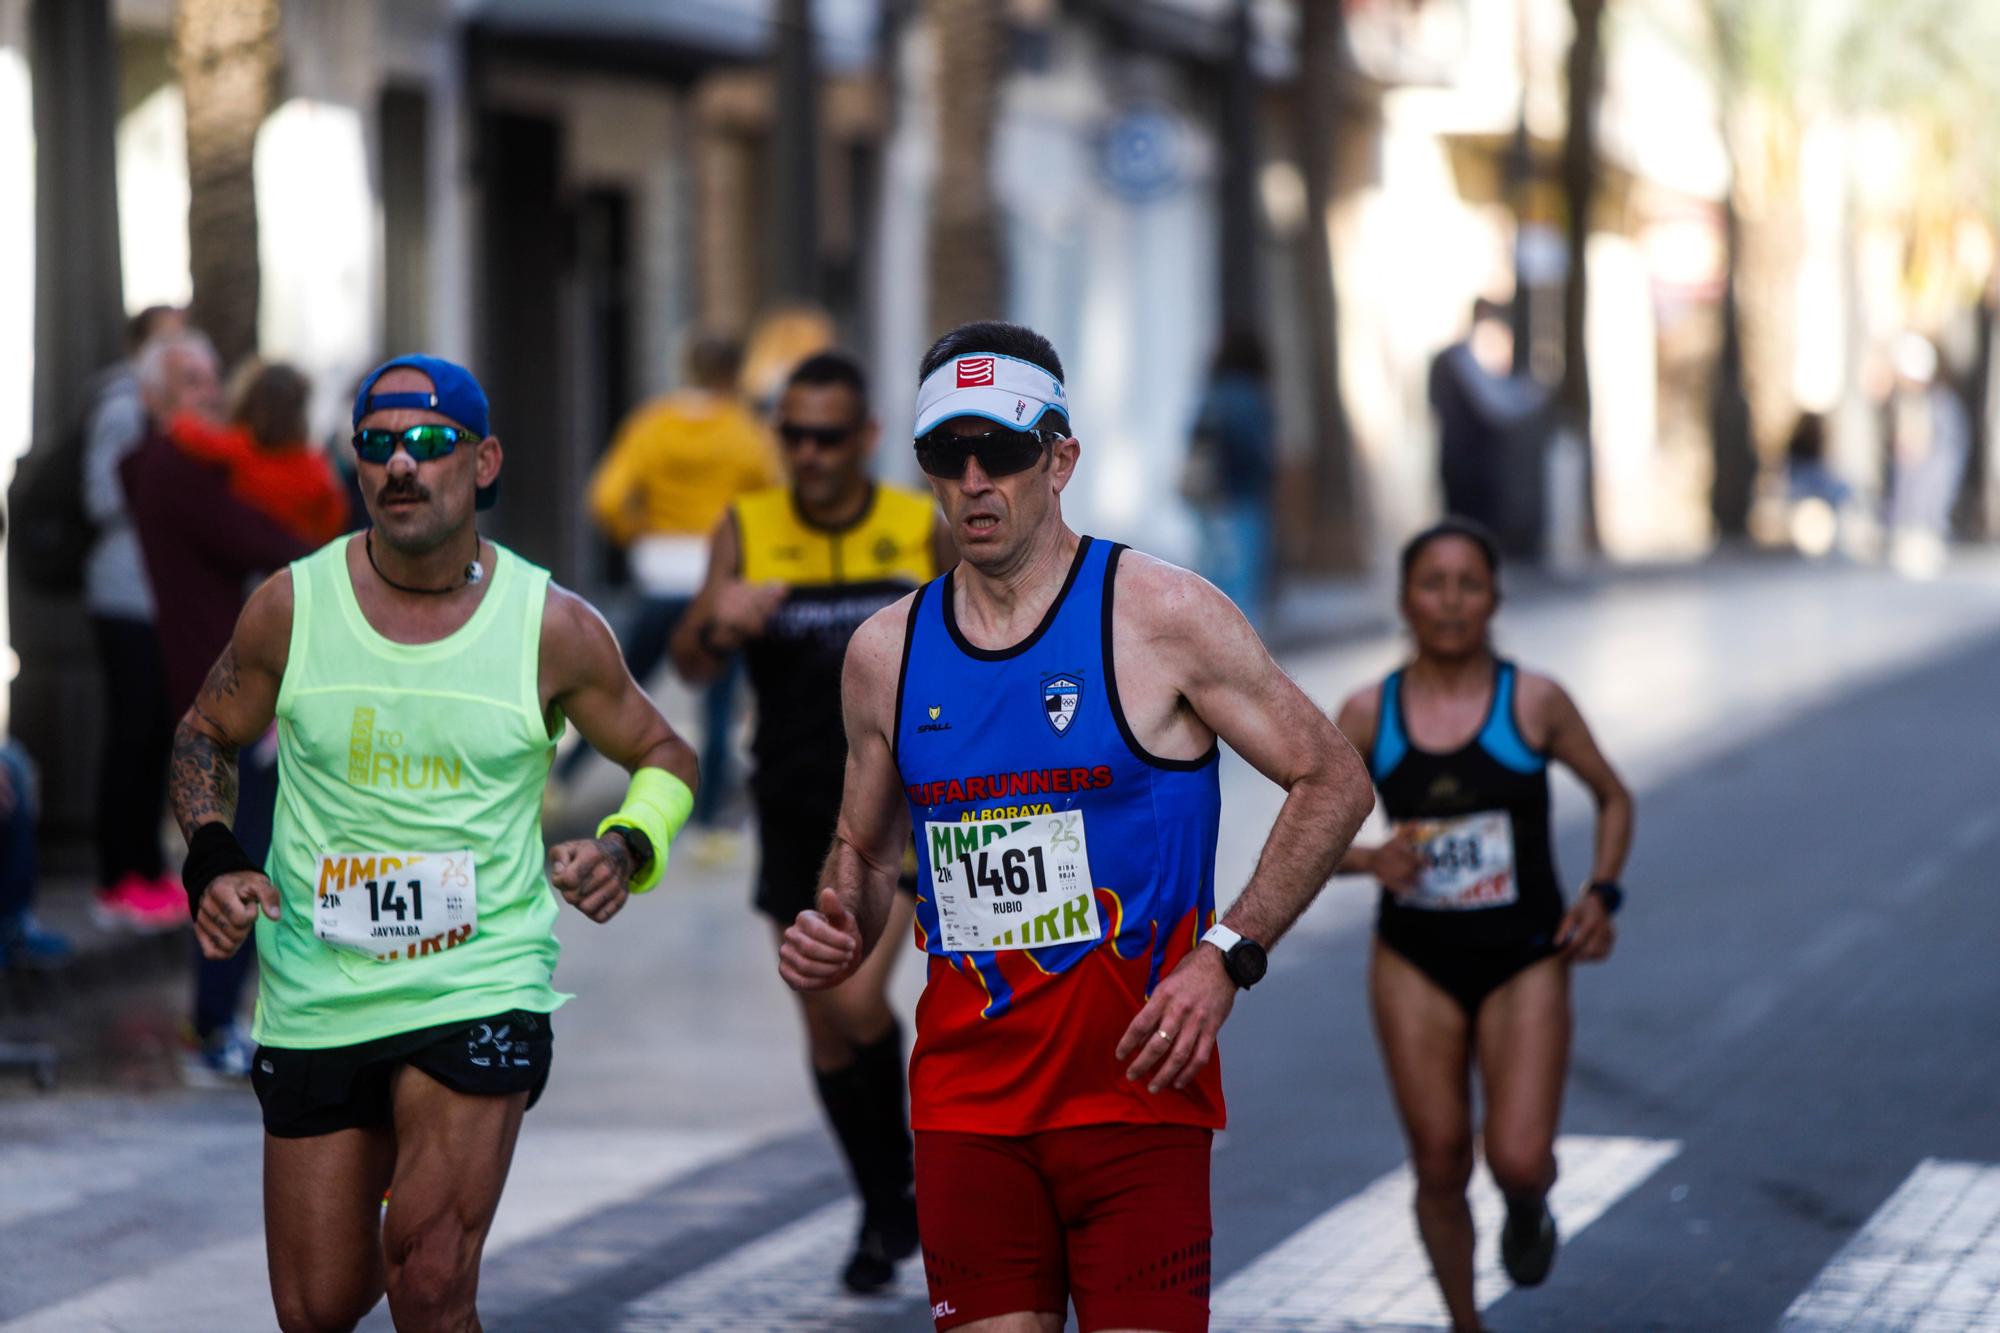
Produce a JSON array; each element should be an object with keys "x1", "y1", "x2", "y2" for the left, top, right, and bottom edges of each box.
[{"x1": 167, "y1": 362, "x2": 350, "y2": 547}]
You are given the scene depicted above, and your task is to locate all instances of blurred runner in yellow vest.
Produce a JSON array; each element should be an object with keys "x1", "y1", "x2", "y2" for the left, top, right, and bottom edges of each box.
[
  {"x1": 574, "y1": 337, "x2": 778, "y2": 825},
  {"x1": 672, "y1": 350, "x2": 952, "y2": 1294}
]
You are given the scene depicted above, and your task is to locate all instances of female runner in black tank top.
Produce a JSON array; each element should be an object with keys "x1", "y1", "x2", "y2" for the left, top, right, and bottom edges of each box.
[{"x1": 1333, "y1": 520, "x2": 1634, "y2": 1333}]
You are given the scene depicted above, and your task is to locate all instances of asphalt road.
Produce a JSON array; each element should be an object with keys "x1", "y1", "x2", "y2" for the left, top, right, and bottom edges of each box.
[{"x1": 3, "y1": 555, "x2": 1998, "y2": 1332}]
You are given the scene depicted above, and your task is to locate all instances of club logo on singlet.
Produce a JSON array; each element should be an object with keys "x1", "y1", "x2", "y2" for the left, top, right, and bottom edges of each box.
[
  {"x1": 1041, "y1": 673, "x2": 1081, "y2": 736},
  {"x1": 345, "y1": 707, "x2": 465, "y2": 792}
]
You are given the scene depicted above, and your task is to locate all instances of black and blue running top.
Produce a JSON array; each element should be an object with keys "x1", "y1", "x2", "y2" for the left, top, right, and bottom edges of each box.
[{"x1": 1366, "y1": 660, "x2": 1564, "y2": 956}]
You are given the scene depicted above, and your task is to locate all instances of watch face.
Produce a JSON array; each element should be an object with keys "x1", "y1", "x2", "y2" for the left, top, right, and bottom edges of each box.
[{"x1": 1227, "y1": 942, "x2": 1268, "y2": 988}]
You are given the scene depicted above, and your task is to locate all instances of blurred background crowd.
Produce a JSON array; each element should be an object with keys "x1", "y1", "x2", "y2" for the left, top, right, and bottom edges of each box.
[{"x1": 3, "y1": 0, "x2": 2000, "y2": 1066}]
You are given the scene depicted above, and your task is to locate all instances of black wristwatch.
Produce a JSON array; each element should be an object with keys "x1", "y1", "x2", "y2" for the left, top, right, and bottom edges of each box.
[
  {"x1": 1587, "y1": 881, "x2": 1624, "y2": 915},
  {"x1": 606, "y1": 825, "x2": 654, "y2": 879},
  {"x1": 1200, "y1": 924, "x2": 1268, "y2": 990}
]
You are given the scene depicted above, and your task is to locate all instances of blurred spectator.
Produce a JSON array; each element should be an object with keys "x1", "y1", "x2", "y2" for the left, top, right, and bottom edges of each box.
[
  {"x1": 86, "y1": 319, "x2": 209, "y2": 932},
  {"x1": 167, "y1": 362, "x2": 350, "y2": 545},
  {"x1": 1884, "y1": 333, "x2": 1969, "y2": 579},
  {"x1": 0, "y1": 741, "x2": 67, "y2": 973},
  {"x1": 1783, "y1": 412, "x2": 1853, "y2": 559},
  {"x1": 1182, "y1": 329, "x2": 1278, "y2": 630},
  {"x1": 1429, "y1": 298, "x2": 1550, "y2": 553},
  {"x1": 1785, "y1": 412, "x2": 1850, "y2": 507},
  {"x1": 0, "y1": 492, "x2": 64, "y2": 971},
  {"x1": 577, "y1": 337, "x2": 779, "y2": 826},
  {"x1": 741, "y1": 306, "x2": 837, "y2": 416},
  {"x1": 123, "y1": 365, "x2": 317, "y2": 1080}
]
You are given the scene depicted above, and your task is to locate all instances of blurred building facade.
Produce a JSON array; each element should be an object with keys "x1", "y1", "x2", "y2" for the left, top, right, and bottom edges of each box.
[{"x1": 5, "y1": 0, "x2": 1996, "y2": 836}]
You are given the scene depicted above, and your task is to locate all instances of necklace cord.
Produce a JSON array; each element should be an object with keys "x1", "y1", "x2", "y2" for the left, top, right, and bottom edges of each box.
[{"x1": 365, "y1": 529, "x2": 483, "y2": 596}]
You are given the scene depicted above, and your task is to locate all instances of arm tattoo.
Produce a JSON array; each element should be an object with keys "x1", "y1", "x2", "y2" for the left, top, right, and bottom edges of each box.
[
  {"x1": 170, "y1": 718, "x2": 240, "y2": 840},
  {"x1": 200, "y1": 647, "x2": 243, "y2": 702},
  {"x1": 596, "y1": 833, "x2": 635, "y2": 885}
]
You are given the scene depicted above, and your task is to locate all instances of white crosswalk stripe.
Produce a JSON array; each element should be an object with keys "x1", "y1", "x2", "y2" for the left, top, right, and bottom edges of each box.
[
  {"x1": 1778, "y1": 1159, "x2": 2000, "y2": 1333},
  {"x1": 1210, "y1": 1135, "x2": 1681, "y2": 1332},
  {"x1": 619, "y1": 1198, "x2": 927, "y2": 1332},
  {"x1": 0, "y1": 1126, "x2": 752, "y2": 1333},
  {"x1": 16, "y1": 1128, "x2": 2000, "y2": 1332}
]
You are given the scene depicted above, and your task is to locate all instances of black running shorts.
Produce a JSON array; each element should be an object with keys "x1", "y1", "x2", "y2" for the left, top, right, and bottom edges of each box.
[
  {"x1": 251, "y1": 1009, "x2": 553, "y2": 1139},
  {"x1": 752, "y1": 794, "x2": 917, "y2": 923}
]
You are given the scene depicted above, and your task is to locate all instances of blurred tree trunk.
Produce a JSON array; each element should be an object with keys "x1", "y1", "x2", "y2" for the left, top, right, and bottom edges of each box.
[
  {"x1": 1956, "y1": 286, "x2": 1998, "y2": 540},
  {"x1": 1558, "y1": 0, "x2": 1604, "y2": 549},
  {"x1": 1710, "y1": 195, "x2": 1756, "y2": 537},
  {"x1": 28, "y1": 0, "x2": 124, "y2": 448},
  {"x1": 21, "y1": 0, "x2": 127, "y2": 840},
  {"x1": 1296, "y1": 0, "x2": 1362, "y2": 569},
  {"x1": 926, "y1": 0, "x2": 1003, "y2": 336},
  {"x1": 768, "y1": 0, "x2": 820, "y2": 304},
  {"x1": 1217, "y1": 0, "x2": 1262, "y2": 337},
  {"x1": 175, "y1": 0, "x2": 281, "y2": 370},
  {"x1": 1732, "y1": 131, "x2": 1801, "y2": 475}
]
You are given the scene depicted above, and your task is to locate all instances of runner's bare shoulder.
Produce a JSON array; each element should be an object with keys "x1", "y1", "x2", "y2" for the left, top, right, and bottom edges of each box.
[
  {"x1": 846, "y1": 592, "x2": 919, "y2": 690},
  {"x1": 1107, "y1": 546, "x2": 1234, "y2": 625},
  {"x1": 238, "y1": 568, "x2": 296, "y2": 677},
  {"x1": 1508, "y1": 666, "x2": 1575, "y2": 751},
  {"x1": 536, "y1": 583, "x2": 628, "y2": 702},
  {"x1": 1334, "y1": 680, "x2": 1384, "y2": 757}
]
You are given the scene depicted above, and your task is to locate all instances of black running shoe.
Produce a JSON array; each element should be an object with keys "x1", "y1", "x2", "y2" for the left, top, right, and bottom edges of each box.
[
  {"x1": 842, "y1": 1226, "x2": 897, "y2": 1295},
  {"x1": 842, "y1": 1195, "x2": 919, "y2": 1295},
  {"x1": 1500, "y1": 1197, "x2": 1558, "y2": 1287}
]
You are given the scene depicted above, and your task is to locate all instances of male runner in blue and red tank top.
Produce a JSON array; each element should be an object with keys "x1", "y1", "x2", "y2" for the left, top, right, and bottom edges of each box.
[{"x1": 781, "y1": 321, "x2": 1376, "y2": 1333}]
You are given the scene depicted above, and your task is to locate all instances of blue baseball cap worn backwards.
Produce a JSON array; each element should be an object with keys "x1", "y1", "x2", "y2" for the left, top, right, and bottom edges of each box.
[{"x1": 352, "y1": 354, "x2": 498, "y2": 511}]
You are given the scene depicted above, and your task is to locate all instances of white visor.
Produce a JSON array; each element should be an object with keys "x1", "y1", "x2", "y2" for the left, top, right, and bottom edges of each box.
[{"x1": 914, "y1": 353, "x2": 1070, "y2": 437}]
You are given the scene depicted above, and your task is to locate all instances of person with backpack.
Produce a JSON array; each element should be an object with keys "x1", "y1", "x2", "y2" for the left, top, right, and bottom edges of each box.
[{"x1": 82, "y1": 308, "x2": 201, "y2": 932}]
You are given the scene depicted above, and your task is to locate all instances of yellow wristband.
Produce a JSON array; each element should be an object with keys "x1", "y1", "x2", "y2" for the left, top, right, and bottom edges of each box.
[{"x1": 596, "y1": 768, "x2": 694, "y2": 894}]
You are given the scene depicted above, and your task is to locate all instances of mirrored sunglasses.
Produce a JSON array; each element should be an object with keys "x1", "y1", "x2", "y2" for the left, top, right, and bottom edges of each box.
[{"x1": 351, "y1": 423, "x2": 478, "y2": 464}]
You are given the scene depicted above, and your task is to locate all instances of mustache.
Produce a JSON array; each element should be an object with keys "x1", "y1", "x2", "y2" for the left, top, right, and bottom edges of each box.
[{"x1": 376, "y1": 481, "x2": 431, "y2": 504}]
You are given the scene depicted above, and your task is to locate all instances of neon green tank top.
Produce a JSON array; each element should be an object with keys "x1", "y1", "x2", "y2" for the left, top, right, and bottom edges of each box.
[{"x1": 254, "y1": 537, "x2": 570, "y2": 1047}]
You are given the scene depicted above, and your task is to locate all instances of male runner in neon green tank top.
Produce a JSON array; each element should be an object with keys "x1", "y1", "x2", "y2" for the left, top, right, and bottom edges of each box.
[{"x1": 168, "y1": 355, "x2": 698, "y2": 1333}]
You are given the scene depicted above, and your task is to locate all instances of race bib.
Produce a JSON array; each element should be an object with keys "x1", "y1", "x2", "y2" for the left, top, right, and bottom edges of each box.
[
  {"x1": 1398, "y1": 811, "x2": 1517, "y2": 911},
  {"x1": 314, "y1": 851, "x2": 477, "y2": 959},
  {"x1": 924, "y1": 810, "x2": 1101, "y2": 952}
]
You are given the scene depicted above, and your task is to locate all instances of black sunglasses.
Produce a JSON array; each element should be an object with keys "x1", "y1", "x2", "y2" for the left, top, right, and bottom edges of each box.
[
  {"x1": 777, "y1": 421, "x2": 860, "y2": 452},
  {"x1": 913, "y1": 426, "x2": 1064, "y2": 480},
  {"x1": 351, "y1": 423, "x2": 478, "y2": 464}
]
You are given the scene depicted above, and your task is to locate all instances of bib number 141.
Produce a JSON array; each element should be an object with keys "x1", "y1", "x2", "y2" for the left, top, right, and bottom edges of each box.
[
  {"x1": 314, "y1": 851, "x2": 478, "y2": 960},
  {"x1": 366, "y1": 877, "x2": 423, "y2": 923}
]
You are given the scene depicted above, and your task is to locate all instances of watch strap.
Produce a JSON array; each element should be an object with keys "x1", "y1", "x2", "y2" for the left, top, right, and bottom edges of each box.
[{"x1": 607, "y1": 825, "x2": 655, "y2": 877}]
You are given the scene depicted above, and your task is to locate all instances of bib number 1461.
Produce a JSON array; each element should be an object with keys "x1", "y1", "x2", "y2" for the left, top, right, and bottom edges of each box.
[
  {"x1": 925, "y1": 812, "x2": 1099, "y2": 953},
  {"x1": 956, "y1": 845, "x2": 1050, "y2": 899}
]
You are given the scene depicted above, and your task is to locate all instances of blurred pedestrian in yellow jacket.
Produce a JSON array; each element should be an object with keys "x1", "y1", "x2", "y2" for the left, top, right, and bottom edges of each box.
[
  {"x1": 569, "y1": 337, "x2": 776, "y2": 827},
  {"x1": 588, "y1": 337, "x2": 778, "y2": 554}
]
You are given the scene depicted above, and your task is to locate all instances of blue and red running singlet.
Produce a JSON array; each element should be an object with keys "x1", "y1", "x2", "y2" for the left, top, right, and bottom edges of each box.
[{"x1": 894, "y1": 536, "x2": 1226, "y2": 1135}]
